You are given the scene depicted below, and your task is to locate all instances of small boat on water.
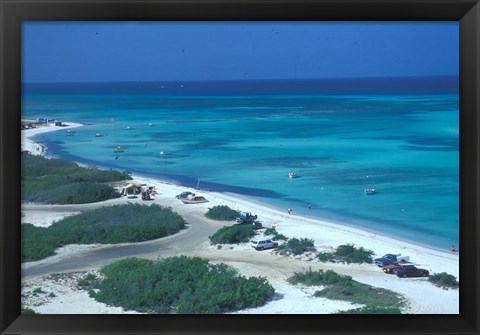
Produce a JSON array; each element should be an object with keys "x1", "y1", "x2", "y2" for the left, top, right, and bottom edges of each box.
[
  {"x1": 159, "y1": 151, "x2": 168, "y2": 156},
  {"x1": 66, "y1": 129, "x2": 75, "y2": 136},
  {"x1": 114, "y1": 146, "x2": 124, "y2": 153},
  {"x1": 364, "y1": 188, "x2": 377, "y2": 195},
  {"x1": 95, "y1": 133, "x2": 104, "y2": 137},
  {"x1": 288, "y1": 172, "x2": 298, "y2": 178},
  {"x1": 180, "y1": 194, "x2": 209, "y2": 204},
  {"x1": 126, "y1": 126, "x2": 134, "y2": 130},
  {"x1": 148, "y1": 123, "x2": 155, "y2": 126}
]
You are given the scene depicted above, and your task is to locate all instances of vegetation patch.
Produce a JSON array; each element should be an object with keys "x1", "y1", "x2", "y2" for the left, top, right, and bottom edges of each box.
[
  {"x1": 205, "y1": 205, "x2": 239, "y2": 221},
  {"x1": 22, "y1": 204, "x2": 185, "y2": 262},
  {"x1": 32, "y1": 287, "x2": 47, "y2": 295},
  {"x1": 428, "y1": 272, "x2": 459, "y2": 289},
  {"x1": 21, "y1": 308, "x2": 37, "y2": 314},
  {"x1": 77, "y1": 273, "x2": 101, "y2": 291},
  {"x1": 209, "y1": 224, "x2": 255, "y2": 245},
  {"x1": 336, "y1": 306, "x2": 402, "y2": 314},
  {"x1": 317, "y1": 244, "x2": 374, "y2": 264},
  {"x1": 89, "y1": 256, "x2": 275, "y2": 314},
  {"x1": 288, "y1": 268, "x2": 405, "y2": 312},
  {"x1": 22, "y1": 154, "x2": 131, "y2": 204},
  {"x1": 263, "y1": 226, "x2": 288, "y2": 241},
  {"x1": 277, "y1": 238, "x2": 316, "y2": 255}
]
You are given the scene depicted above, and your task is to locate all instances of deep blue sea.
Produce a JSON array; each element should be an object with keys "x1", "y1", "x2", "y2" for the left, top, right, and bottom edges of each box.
[{"x1": 22, "y1": 77, "x2": 459, "y2": 250}]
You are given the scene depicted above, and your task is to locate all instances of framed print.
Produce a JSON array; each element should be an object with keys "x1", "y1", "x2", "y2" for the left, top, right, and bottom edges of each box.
[{"x1": 1, "y1": 0, "x2": 479, "y2": 334}]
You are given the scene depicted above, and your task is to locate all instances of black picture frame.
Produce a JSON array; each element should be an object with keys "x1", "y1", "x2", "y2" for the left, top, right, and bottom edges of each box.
[{"x1": 1, "y1": 0, "x2": 479, "y2": 334}]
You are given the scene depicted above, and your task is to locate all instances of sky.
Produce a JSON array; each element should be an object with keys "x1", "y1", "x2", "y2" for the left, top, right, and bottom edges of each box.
[{"x1": 22, "y1": 21, "x2": 458, "y2": 83}]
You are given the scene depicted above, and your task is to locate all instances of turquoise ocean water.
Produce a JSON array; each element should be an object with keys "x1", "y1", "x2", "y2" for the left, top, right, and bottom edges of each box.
[{"x1": 22, "y1": 78, "x2": 459, "y2": 250}]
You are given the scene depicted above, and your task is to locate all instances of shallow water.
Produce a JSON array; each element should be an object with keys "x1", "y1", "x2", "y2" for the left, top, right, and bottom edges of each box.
[{"x1": 22, "y1": 78, "x2": 459, "y2": 249}]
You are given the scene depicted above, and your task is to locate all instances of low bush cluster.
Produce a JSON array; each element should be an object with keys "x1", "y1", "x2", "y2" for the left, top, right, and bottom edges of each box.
[
  {"x1": 25, "y1": 182, "x2": 121, "y2": 204},
  {"x1": 21, "y1": 308, "x2": 37, "y2": 314},
  {"x1": 77, "y1": 273, "x2": 101, "y2": 291},
  {"x1": 209, "y1": 224, "x2": 255, "y2": 245},
  {"x1": 428, "y1": 272, "x2": 459, "y2": 288},
  {"x1": 317, "y1": 244, "x2": 374, "y2": 264},
  {"x1": 278, "y1": 238, "x2": 316, "y2": 255},
  {"x1": 263, "y1": 226, "x2": 288, "y2": 241},
  {"x1": 22, "y1": 204, "x2": 185, "y2": 262},
  {"x1": 288, "y1": 268, "x2": 405, "y2": 312},
  {"x1": 205, "y1": 206, "x2": 239, "y2": 221},
  {"x1": 90, "y1": 256, "x2": 275, "y2": 314},
  {"x1": 287, "y1": 268, "x2": 349, "y2": 286},
  {"x1": 22, "y1": 154, "x2": 131, "y2": 204},
  {"x1": 337, "y1": 306, "x2": 402, "y2": 314}
]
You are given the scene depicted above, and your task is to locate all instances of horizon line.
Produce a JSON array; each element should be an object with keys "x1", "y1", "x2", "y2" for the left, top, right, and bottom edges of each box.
[{"x1": 23, "y1": 75, "x2": 459, "y2": 86}]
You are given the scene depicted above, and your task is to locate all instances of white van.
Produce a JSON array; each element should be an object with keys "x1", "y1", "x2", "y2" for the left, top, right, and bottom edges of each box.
[{"x1": 251, "y1": 238, "x2": 278, "y2": 251}]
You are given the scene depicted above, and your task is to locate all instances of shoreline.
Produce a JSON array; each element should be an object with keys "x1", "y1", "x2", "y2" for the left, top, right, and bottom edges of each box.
[
  {"x1": 21, "y1": 121, "x2": 460, "y2": 314},
  {"x1": 21, "y1": 122, "x2": 84, "y2": 156},
  {"x1": 30, "y1": 126, "x2": 456, "y2": 254},
  {"x1": 22, "y1": 121, "x2": 458, "y2": 258}
]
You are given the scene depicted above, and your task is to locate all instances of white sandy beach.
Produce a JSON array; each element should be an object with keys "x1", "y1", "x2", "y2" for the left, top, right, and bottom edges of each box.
[{"x1": 21, "y1": 123, "x2": 460, "y2": 314}]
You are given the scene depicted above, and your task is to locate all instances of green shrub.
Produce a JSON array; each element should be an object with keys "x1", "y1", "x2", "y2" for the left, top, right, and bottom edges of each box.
[
  {"x1": 26, "y1": 182, "x2": 121, "y2": 204},
  {"x1": 22, "y1": 154, "x2": 131, "y2": 204},
  {"x1": 317, "y1": 252, "x2": 336, "y2": 262},
  {"x1": 32, "y1": 287, "x2": 46, "y2": 295},
  {"x1": 314, "y1": 281, "x2": 405, "y2": 308},
  {"x1": 22, "y1": 204, "x2": 185, "y2": 262},
  {"x1": 205, "y1": 206, "x2": 239, "y2": 221},
  {"x1": 278, "y1": 238, "x2": 315, "y2": 255},
  {"x1": 91, "y1": 256, "x2": 275, "y2": 314},
  {"x1": 77, "y1": 273, "x2": 101, "y2": 290},
  {"x1": 209, "y1": 224, "x2": 255, "y2": 245},
  {"x1": 337, "y1": 306, "x2": 402, "y2": 314},
  {"x1": 289, "y1": 268, "x2": 405, "y2": 311},
  {"x1": 264, "y1": 226, "x2": 288, "y2": 241},
  {"x1": 428, "y1": 272, "x2": 459, "y2": 288},
  {"x1": 317, "y1": 244, "x2": 374, "y2": 264},
  {"x1": 21, "y1": 308, "x2": 37, "y2": 314},
  {"x1": 21, "y1": 224, "x2": 60, "y2": 263},
  {"x1": 287, "y1": 268, "x2": 348, "y2": 286}
]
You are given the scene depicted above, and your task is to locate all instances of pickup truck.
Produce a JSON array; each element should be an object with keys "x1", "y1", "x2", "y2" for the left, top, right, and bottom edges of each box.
[
  {"x1": 236, "y1": 212, "x2": 258, "y2": 224},
  {"x1": 374, "y1": 254, "x2": 410, "y2": 267}
]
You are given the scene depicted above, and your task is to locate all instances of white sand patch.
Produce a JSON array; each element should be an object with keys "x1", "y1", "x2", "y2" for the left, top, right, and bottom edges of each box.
[
  {"x1": 22, "y1": 271, "x2": 141, "y2": 314},
  {"x1": 22, "y1": 210, "x2": 80, "y2": 228},
  {"x1": 231, "y1": 281, "x2": 362, "y2": 314},
  {"x1": 21, "y1": 122, "x2": 83, "y2": 156}
]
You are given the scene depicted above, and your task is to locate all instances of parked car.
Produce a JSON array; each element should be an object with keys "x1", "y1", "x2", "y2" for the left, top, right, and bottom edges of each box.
[
  {"x1": 141, "y1": 191, "x2": 154, "y2": 201},
  {"x1": 251, "y1": 238, "x2": 278, "y2": 251},
  {"x1": 374, "y1": 253, "x2": 410, "y2": 267},
  {"x1": 176, "y1": 191, "x2": 193, "y2": 199},
  {"x1": 382, "y1": 263, "x2": 412, "y2": 274},
  {"x1": 395, "y1": 264, "x2": 429, "y2": 278},
  {"x1": 251, "y1": 221, "x2": 263, "y2": 230}
]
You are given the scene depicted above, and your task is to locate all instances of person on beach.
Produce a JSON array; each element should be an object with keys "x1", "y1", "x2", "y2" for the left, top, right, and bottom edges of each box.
[
  {"x1": 287, "y1": 208, "x2": 292, "y2": 215},
  {"x1": 450, "y1": 245, "x2": 456, "y2": 253},
  {"x1": 308, "y1": 203, "x2": 312, "y2": 210}
]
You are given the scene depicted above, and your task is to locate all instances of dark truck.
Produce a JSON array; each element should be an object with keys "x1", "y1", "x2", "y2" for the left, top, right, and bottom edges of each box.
[
  {"x1": 374, "y1": 254, "x2": 410, "y2": 267},
  {"x1": 236, "y1": 212, "x2": 258, "y2": 224},
  {"x1": 236, "y1": 212, "x2": 262, "y2": 229}
]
